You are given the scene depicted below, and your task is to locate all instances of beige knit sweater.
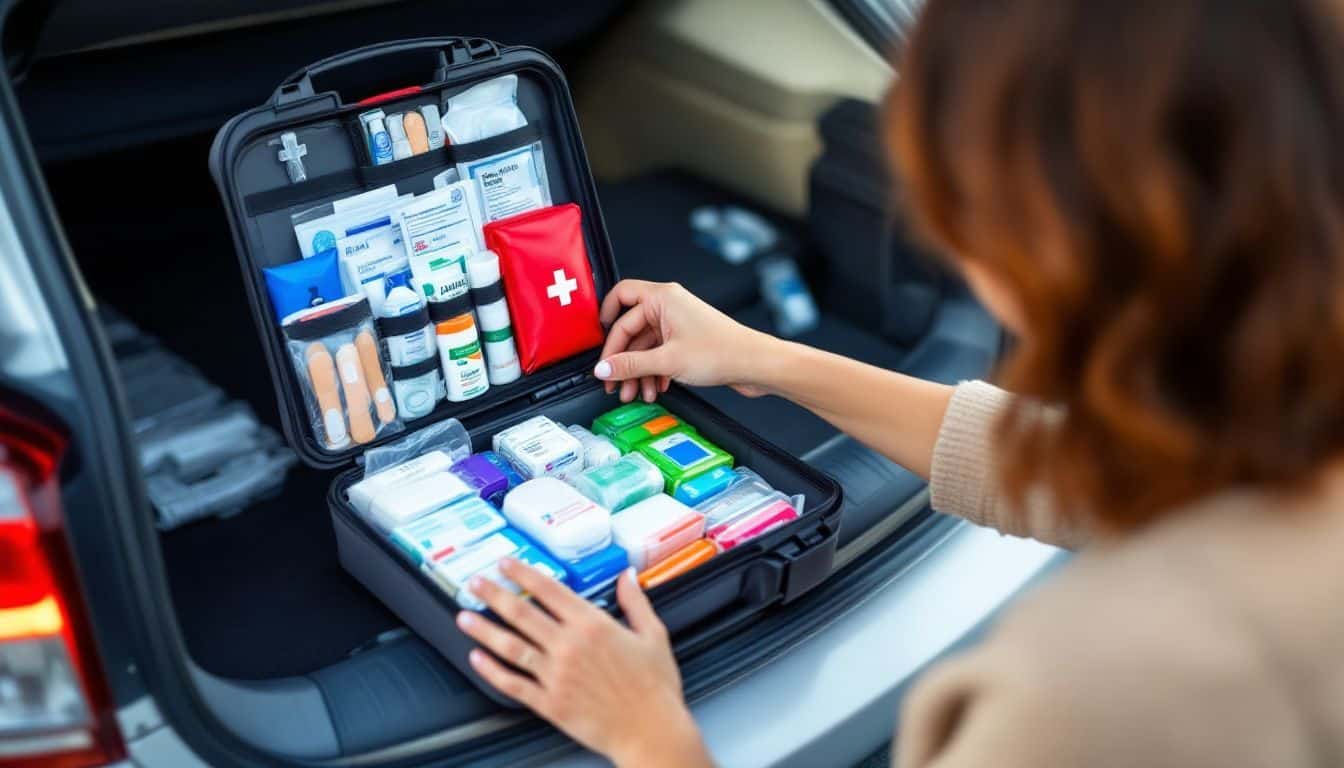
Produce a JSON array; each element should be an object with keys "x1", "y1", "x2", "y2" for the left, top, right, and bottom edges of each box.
[{"x1": 900, "y1": 381, "x2": 1344, "y2": 768}]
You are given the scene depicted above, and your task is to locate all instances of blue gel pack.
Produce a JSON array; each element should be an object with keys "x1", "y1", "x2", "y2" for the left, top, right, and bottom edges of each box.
[
  {"x1": 672, "y1": 465, "x2": 737, "y2": 506},
  {"x1": 560, "y1": 543, "x2": 629, "y2": 595},
  {"x1": 480, "y1": 450, "x2": 525, "y2": 491},
  {"x1": 263, "y1": 248, "x2": 344, "y2": 322}
]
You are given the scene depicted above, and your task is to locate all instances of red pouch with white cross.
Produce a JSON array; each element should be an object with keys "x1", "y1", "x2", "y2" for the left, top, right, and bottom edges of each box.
[{"x1": 484, "y1": 203, "x2": 604, "y2": 374}]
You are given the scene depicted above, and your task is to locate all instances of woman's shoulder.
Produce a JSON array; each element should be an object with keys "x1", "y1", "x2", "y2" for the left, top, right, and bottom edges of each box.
[{"x1": 897, "y1": 492, "x2": 1344, "y2": 767}]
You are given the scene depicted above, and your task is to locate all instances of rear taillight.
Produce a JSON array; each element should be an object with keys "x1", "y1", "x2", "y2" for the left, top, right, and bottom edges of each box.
[{"x1": 0, "y1": 404, "x2": 123, "y2": 767}]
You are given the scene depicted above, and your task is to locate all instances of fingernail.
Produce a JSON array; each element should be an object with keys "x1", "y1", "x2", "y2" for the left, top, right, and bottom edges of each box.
[
  {"x1": 469, "y1": 649, "x2": 485, "y2": 666},
  {"x1": 625, "y1": 566, "x2": 639, "y2": 584},
  {"x1": 457, "y1": 611, "x2": 477, "y2": 628},
  {"x1": 498, "y1": 557, "x2": 517, "y2": 573},
  {"x1": 468, "y1": 576, "x2": 486, "y2": 594},
  {"x1": 594, "y1": 360, "x2": 613, "y2": 379}
]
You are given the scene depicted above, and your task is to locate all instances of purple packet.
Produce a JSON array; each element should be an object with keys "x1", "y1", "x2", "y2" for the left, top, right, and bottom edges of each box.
[{"x1": 450, "y1": 454, "x2": 511, "y2": 507}]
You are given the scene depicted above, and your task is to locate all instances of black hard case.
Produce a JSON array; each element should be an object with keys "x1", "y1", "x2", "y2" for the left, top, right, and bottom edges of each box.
[{"x1": 210, "y1": 37, "x2": 843, "y2": 705}]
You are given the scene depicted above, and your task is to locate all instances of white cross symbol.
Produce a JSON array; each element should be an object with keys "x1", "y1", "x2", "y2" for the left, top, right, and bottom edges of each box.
[{"x1": 546, "y1": 268, "x2": 578, "y2": 306}]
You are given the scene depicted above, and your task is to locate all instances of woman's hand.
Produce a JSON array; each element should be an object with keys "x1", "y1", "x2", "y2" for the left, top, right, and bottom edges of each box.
[
  {"x1": 456, "y1": 559, "x2": 713, "y2": 768},
  {"x1": 595, "y1": 279, "x2": 778, "y2": 402}
]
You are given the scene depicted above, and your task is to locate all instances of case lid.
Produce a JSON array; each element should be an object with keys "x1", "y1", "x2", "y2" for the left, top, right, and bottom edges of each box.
[{"x1": 209, "y1": 37, "x2": 619, "y2": 469}]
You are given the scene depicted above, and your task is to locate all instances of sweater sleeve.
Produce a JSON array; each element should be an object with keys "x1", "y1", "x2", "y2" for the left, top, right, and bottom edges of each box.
[
  {"x1": 895, "y1": 541, "x2": 1315, "y2": 768},
  {"x1": 929, "y1": 381, "x2": 1087, "y2": 549}
]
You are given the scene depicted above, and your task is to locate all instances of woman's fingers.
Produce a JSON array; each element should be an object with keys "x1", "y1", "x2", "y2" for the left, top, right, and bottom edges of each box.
[
  {"x1": 623, "y1": 328, "x2": 663, "y2": 403},
  {"x1": 616, "y1": 567, "x2": 666, "y2": 640},
  {"x1": 462, "y1": 573, "x2": 558, "y2": 643},
  {"x1": 598, "y1": 305, "x2": 652, "y2": 365},
  {"x1": 599, "y1": 279, "x2": 659, "y2": 326},
  {"x1": 468, "y1": 649, "x2": 546, "y2": 709},
  {"x1": 614, "y1": 329, "x2": 659, "y2": 402},
  {"x1": 498, "y1": 558, "x2": 593, "y2": 623},
  {"x1": 620, "y1": 378, "x2": 639, "y2": 403},
  {"x1": 457, "y1": 610, "x2": 547, "y2": 674}
]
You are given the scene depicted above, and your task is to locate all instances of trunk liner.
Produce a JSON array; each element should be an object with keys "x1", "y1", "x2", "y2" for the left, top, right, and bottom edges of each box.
[{"x1": 160, "y1": 467, "x2": 400, "y2": 678}]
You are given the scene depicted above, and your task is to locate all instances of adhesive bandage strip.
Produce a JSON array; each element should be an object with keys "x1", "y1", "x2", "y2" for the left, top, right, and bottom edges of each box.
[
  {"x1": 304, "y1": 343, "x2": 349, "y2": 450},
  {"x1": 356, "y1": 329, "x2": 396, "y2": 424},
  {"x1": 334, "y1": 342, "x2": 375, "y2": 445}
]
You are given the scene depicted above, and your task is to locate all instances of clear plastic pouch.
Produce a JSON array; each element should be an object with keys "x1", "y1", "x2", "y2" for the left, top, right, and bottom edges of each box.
[
  {"x1": 282, "y1": 295, "x2": 402, "y2": 451},
  {"x1": 442, "y1": 75, "x2": 553, "y2": 222},
  {"x1": 361, "y1": 417, "x2": 471, "y2": 477}
]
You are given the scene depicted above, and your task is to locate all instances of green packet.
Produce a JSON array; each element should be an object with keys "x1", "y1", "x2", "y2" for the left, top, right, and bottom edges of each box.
[
  {"x1": 590, "y1": 402, "x2": 668, "y2": 439},
  {"x1": 611, "y1": 414, "x2": 694, "y2": 453},
  {"x1": 636, "y1": 426, "x2": 733, "y2": 493}
]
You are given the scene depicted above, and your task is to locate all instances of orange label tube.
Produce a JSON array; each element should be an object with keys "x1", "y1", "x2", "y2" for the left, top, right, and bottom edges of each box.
[{"x1": 638, "y1": 539, "x2": 717, "y2": 590}]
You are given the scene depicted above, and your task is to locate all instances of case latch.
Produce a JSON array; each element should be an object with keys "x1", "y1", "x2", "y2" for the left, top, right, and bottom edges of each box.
[
  {"x1": 529, "y1": 373, "x2": 589, "y2": 403},
  {"x1": 778, "y1": 525, "x2": 838, "y2": 603}
]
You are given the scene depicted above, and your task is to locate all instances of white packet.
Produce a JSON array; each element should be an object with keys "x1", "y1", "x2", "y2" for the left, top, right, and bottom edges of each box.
[
  {"x1": 291, "y1": 186, "x2": 404, "y2": 258},
  {"x1": 441, "y1": 75, "x2": 552, "y2": 222}
]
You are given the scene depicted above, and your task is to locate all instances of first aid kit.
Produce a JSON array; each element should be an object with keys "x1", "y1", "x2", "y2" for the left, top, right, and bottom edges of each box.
[{"x1": 211, "y1": 37, "x2": 842, "y2": 706}]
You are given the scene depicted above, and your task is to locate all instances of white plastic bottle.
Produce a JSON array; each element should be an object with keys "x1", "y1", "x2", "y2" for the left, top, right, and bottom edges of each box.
[
  {"x1": 380, "y1": 272, "x2": 435, "y2": 366},
  {"x1": 436, "y1": 313, "x2": 490, "y2": 402},
  {"x1": 380, "y1": 271, "x2": 442, "y2": 419},
  {"x1": 466, "y1": 250, "x2": 523, "y2": 385}
]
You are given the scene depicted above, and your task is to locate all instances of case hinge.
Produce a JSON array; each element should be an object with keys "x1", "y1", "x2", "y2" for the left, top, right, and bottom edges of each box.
[
  {"x1": 529, "y1": 373, "x2": 589, "y2": 403},
  {"x1": 442, "y1": 38, "x2": 501, "y2": 72}
]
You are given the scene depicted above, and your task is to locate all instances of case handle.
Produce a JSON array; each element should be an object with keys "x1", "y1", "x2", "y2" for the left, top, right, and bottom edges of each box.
[{"x1": 271, "y1": 37, "x2": 501, "y2": 108}]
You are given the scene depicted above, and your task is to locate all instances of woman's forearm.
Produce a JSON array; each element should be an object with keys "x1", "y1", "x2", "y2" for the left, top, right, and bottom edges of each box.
[{"x1": 751, "y1": 335, "x2": 955, "y2": 480}]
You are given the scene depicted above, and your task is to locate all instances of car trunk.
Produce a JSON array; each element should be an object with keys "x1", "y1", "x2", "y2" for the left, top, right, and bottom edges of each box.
[
  {"x1": 16, "y1": 8, "x2": 1001, "y2": 763},
  {"x1": 35, "y1": 128, "x2": 997, "y2": 759}
]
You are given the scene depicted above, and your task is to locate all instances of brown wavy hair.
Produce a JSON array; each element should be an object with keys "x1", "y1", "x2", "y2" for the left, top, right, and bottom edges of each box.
[{"x1": 889, "y1": 0, "x2": 1344, "y2": 530}]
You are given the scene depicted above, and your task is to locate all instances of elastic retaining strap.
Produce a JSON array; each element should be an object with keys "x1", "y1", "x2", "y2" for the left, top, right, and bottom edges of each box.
[
  {"x1": 469, "y1": 281, "x2": 506, "y2": 307},
  {"x1": 427, "y1": 294, "x2": 474, "y2": 323},
  {"x1": 389, "y1": 355, "x2": 440, "y2": 381},
  {"x1": 375, "y1": 307, "x2": 432, "y2": 338}
]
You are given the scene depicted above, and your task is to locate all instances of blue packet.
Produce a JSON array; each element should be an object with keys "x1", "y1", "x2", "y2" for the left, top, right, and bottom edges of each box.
[
  {"x1": 560, "y1": 543, "x2": 629, "y2": 596},
  {"x1": 672, "y1": 465, "x2": 738, "y2": 506},
  {"x1": 263, "y1": 248, "x2": 344, "y2": 323}
]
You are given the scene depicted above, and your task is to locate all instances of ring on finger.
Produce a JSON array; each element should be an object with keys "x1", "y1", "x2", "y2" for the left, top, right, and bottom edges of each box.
[{"x1": 516, "y1": 645, "x2": 539, "y2": 672}]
